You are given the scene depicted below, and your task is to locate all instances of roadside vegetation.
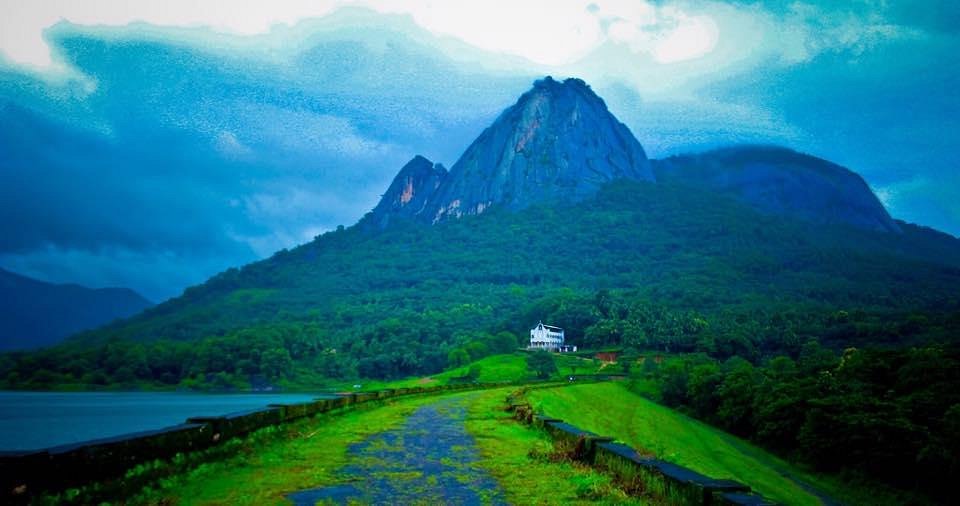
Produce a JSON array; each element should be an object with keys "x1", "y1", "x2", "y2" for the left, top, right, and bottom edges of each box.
[
  {"x1": 528, "y1": 382, "x2": 827, "y2": 506},
  {"x1": 112, "y1": 387, "x2": 649, "y2": 505},
  {"x1": 465, "y1": 388, "x2": 646, "y2": 505}
]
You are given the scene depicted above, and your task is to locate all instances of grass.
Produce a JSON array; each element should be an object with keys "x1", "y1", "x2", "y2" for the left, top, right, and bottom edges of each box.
[
  {"x1": 434, "y1": 353, "x2": 532, "y2": 383},
  {"x1": 344, "y1": 352, "x2": 608, "y2": 392},
  {"x1": 124, "y1": 384, "x2": 648, "y2": 505},
  {"x1": 526, "y1": 382, "x2": 834, "y2": 506},
  {"x1": 463, "y1": 388, "x2": 648, "y2": 505},
  {"x1": 125, "y1": 392, "x2": 462, "y2": 505}
]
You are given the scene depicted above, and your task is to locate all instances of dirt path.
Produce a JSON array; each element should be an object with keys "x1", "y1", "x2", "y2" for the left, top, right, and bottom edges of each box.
[{"x1": 286, "y1": 395, "x2": 507, "y2": 505}]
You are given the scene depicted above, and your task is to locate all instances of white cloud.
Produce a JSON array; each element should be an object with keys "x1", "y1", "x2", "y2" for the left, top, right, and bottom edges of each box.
[
  {"x1": 0, "y1": 0, "x2": 920, "y2": 94},
  {"x1": 874, "y1": 176, "x2": 930, "y2": 209},
  {"x1": 214, "y1": 130, "x2": 253, "y2": 160},
  {"x1": 0, "y1": 1, "x2": 742, "y2": 72}
]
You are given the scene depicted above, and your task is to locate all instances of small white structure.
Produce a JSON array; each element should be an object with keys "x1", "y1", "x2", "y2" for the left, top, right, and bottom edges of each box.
[{"x1": 529, "y1": 321, "x2": 577, "y2": 352}]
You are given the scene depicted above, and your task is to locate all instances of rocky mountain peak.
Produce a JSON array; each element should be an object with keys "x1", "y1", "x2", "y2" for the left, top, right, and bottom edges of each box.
[
  {"x1": 364, "y1": 77, "x2": 900, "y2": 235},
  {"x1": 365, "y1": 77, "x2": 654, "y2": 227},
  {"x1": 363, "y1": 155, "x2": 447, "y2": 229}
]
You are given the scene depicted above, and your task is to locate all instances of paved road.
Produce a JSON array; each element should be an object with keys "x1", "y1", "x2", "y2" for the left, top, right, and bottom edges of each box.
[{"x1": 286, "y1": 395, "x2": 507, "y2": 505}]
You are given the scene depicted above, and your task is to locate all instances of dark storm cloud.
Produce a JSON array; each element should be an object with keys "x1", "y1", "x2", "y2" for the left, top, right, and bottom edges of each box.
[
  {"x1": 0, "y1": 17, "x2": 532, "y2": 300},
  {"x1": 0, "y1": 3, "x2": 957, "y2": 300}
]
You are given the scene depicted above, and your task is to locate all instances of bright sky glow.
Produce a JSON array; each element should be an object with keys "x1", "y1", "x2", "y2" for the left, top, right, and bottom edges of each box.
[{"x1": 0, "y1": 0, "x2": 731, "y2": 70}]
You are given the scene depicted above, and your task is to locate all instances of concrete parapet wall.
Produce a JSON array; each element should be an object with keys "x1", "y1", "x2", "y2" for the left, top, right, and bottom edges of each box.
[
  {"x1": 2, "y1": 379, "x2": 556, "y2": 503},
  {"x1": 510, "y1": 390, "x2": 773, "y2": 506}
]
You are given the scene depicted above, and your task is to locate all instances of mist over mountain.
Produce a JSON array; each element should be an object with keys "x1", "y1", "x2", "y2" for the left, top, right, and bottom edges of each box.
[{"x1": 0, "y1": 268, "x2": 152, "y2": 351}]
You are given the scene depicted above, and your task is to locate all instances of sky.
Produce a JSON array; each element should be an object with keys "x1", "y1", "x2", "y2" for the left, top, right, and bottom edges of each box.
[{"x1": 0, "y1": 0, "x2": 958, "y2": 301}]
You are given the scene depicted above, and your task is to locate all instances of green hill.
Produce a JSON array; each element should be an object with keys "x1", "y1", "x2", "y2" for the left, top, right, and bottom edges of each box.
[
  {"x1": 3, "y1": 179, "x2": 959, "y2": 391},
  {"x1": 526, "y1": 382, "x2": 854, "y2": 506}
]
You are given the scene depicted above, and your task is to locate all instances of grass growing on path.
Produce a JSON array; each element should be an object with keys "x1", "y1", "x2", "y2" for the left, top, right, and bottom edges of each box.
[
  {"x1": 127, "y1": 392, "x2": 470, "y2": 505},
  {"x1": 127, "y1": 386, "x2": 645, "y2": 505},
  {"x1": 464, "y1": 388, "x2": 649, "y2": 505},
  {"x1": 526, "y1": 382, "x2": 829, "y2": 506}
]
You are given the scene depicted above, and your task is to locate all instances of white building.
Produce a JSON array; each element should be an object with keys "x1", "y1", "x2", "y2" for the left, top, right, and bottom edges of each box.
[{"x1": 529, "y1": 321, "x2": 576, "y2": 352}]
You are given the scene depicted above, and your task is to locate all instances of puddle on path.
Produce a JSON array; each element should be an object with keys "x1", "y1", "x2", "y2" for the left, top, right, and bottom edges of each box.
[{"x1": 287, "y1": 395, "x2": 507, "y2": 505}]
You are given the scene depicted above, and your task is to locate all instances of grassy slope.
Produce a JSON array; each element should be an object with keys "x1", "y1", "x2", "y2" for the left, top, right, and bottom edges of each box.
[
  {"x1": 527, "y1": 382, "x2": 831, "y2": 506},
  {"x1": 347, "y1": 352, "x2": 606, "y2": 392},
  {"x1": 465, "y1": 388, "x2": 646, "y2": 505}
]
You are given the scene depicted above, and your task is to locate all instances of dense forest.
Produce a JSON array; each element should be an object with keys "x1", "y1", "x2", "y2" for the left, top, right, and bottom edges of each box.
[
  {"x1": 2, "y1": 180, "x2": 957, "y2": 390},
  {"x1": 2, "y1": 178, "x2": 958, "y2": 502},
  {"x1": 637, "y1": 344, "x2": 960, "y2": 503}
]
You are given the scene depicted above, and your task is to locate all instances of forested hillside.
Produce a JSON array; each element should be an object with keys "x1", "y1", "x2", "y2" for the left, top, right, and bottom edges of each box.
[{"x1": 2, "y1": 180, "x2": 957, "y2": 389}]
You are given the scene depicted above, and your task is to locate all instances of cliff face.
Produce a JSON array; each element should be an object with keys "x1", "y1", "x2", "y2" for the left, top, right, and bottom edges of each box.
[
  {"x1": 364, "y1": 155, "x2": 447, "y2": 229},
  {"x1": 653, "y1": 146, "x2": 901, "y2": 233},
  {"x1": 366, "y1": 77, "x2": 900, "y2": 235},
  {"x1": 364, "y1": 77, "x2": 654, "y2": 227},
  {"x1": 421, "y1": 77, "x2": 654, "y2": 223}
]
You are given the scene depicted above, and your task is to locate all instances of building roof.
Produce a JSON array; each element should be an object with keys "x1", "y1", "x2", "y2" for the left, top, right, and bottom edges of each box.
[{"x1": 533, "y1": 320, "x2": 564, "y2": 331}]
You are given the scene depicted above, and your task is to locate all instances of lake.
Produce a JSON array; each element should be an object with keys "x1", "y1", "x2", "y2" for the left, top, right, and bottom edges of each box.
[{"x1": 0, "y1": 391, "x2": 331, "y2": 451}]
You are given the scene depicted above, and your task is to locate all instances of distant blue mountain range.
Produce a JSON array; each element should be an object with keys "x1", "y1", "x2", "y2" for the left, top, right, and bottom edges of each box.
[{"x1": 0, "y1": 268, "x2": 152, "y2": 350}]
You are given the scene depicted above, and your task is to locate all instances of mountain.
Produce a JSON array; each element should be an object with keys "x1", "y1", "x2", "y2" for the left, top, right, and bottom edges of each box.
[
  {"x1": 0, "y1": 268, "x2": 153, "y2": 351},
  {"x1": 653, "y1": 146, "x2": 901, "y2": 233},
  {"x1": 365, "y1": 155, "x2": 447, "y2": 230},
  {"x1": 363, "y1": 77, "x2": 653, "y2": 228},
  {"x1": 366, "y1": 78, "x2": 899, "y2": 236},
  {"x1": 3, "y1": 77, "x2": 960, "y2": 389}
]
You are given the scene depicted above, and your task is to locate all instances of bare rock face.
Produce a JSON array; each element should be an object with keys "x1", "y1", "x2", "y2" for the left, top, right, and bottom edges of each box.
[
  {"x1": 423, "y1": 77, "x2": 654, "y2": 223},
  {"x1": 363, "y1": 155, "x2": 447, "y2": 229},
  {"x1": 364, "y1": 77, "x2": 654, "y2": 228},
  {"x1": 653, "y1": 146, "x2": 901, "y2": 233},
  {"x1": 365, "y1": 77, "x2": 900, "y2": 235}
]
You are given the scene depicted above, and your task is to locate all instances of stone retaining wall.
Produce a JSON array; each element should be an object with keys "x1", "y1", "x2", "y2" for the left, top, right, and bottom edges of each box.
[{"x1": 506, "y1": 390, "x2": 778, "y2": 506}]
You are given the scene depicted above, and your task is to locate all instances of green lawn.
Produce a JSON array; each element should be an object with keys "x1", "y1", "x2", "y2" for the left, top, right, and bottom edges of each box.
[
  {"x1": 434, "y1": 353, "x2": 532, "y2": 383},
  {"x1": 344, "y1": 352, "x2": 606, "y2": 392},
  {"x1": 526, "y1": 382, "x2": 834, "y2": 506}
]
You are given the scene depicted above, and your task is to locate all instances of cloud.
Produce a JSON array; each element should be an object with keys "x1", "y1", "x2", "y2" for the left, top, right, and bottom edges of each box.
[
  {"x1": 0, "y1": 14, "x2": 531, "y2": 299},
  {"x1": 874, "y1": 175, "x2": 960, "y2": 237},
  {"x1": 214, "y1": 131, "x2": 253, "y2": 160},
  {"x1": 0, "y1": 0, "x2": 956, "y2": 301},
  {"x1": 3, "y1": 1, "x2": 919, "y2": 80}
]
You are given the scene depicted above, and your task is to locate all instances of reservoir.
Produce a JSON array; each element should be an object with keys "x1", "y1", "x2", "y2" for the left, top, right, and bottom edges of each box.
[{"x1": 0, "y1": 391, "x2": 330, "y2": 451}]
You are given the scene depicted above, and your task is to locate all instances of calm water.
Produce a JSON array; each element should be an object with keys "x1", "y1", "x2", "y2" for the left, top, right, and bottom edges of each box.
[{"x1": 0, "y1": 391, "x2": 330, "y2": 451}]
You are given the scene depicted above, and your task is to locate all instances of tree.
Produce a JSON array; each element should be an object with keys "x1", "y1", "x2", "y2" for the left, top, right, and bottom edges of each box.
[
  {"x1": 447, "y1": 348, "x2": 471, "y2": 368},
  {"x1": 490, "y1": 331, "x2": 520, "y2": 353},
  {"x1": 261, "y1": 347, "x2": 293, "y2": 382},
  {"x1": 716, "y1": 358, "x2": 760, "y2": 434},
  {"x1": 686, "y1": 363, "x2": 722, "y2": 419},
  {"x1": 659, "y1": 361, "x2": 689, "y2": 407},
  {"x1": 526, "y1": 351, "x2": 557, "y2": 379},
  {"x1": 465, "y1": 364, "x2": 482, "y2": 381}
]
